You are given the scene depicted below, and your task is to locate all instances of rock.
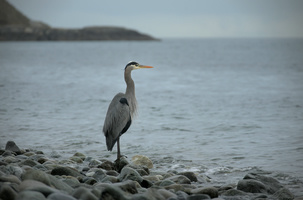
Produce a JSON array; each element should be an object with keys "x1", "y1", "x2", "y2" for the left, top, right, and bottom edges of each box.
[
  {"x1": 175, "y1": 191, "x2": 189, "y2": 200},
  {"x1": 6, "y1": 165, "x2": 24, "y2": 179},
  {"x1": 21, "y1": 159, "x2": 39, "y2": 167},
  {"x1": 51, "y1": 166, "x2": 83, "y2": 178},
  {"x1": 157, "y1": 188, "x2": 178, "y2": 199},
  {"x1": 0, "y1": 174, "x2": 21, "y2": 184},
  {"x1": 165, "y1": 175, "x2": 191, "y2": 184},
  {"x1": 242, "y1": 173, "x2": 283, "y2": 194},
  {"x1": 48, "y1": 175, "x2": 74, "y2": 194},
  {"x1": 177, "y1": 171, "x2": 198, "y2": 182},
  {"x1": 237, "y1": 179, "x2": 267, "y2": 193},
  {"x1": 4, "y1": 156, "x2": 17, "y2": 163},
  {"x1": 62, "y1": 177, "x2": 80, "y2": 188},
  {"x1": 127, "y1": 164, "x2": 150, "y2": 176},
  {"x1": 5, "y1": 141, "x2": 21, "y2": 155},
  {"x1": 164, "y1": 184, "x2": 188, "y2": 193},
  {"x1": 118, "y1": 166, "x2": 143, "y2": 183},
  {"x1": 100, "y1": 175, "x2": 119, "y2": 183},
  {"x1": 0, "y1": 183, "x2": 17, "y2": 200},
  {"x1": 88, "y1": 159, "x2": 102, "y2": 168},
  {"x1": 220, "y1": 188, "x2": 247, "y2": 196},
  {"x1": 92, "y1": 169, "x2": 107, "y2": 182},
  {"x1": 95, "y1": 180, "x2": 138, "y2": 195},
  {"x1": 19, "y1": 180, "x2": 58, "y2": 196},
  {"x1": 72, "y1": 187, "x2": 98, "y2": 200},
  {"x1": 132, "y1": 155, "x2": 153, "y2": 169},
  {"x1": 114, "y1": 157, "x2": 129, "y2": 172},
  {"x1": 238, "y1": 173, "x2": 286, "y2": 195},
  {"x1": 1, "y1": 150, "x2": 16, "y2": 157},
  {"x1": 191, "y1": 186, "x2": 219, "y2": 198},
  {"x1": 24, "y1": 151, "x2": 36, "y2": 157},
  {"x1": 69, "y1": 156, "x2": 83, "y2": 163},
  {"x1": 16, "y1": 191, "x2": 47, "y2": 200},
  {"x1": 159, "y1": 180, "x2": 175, "y2": 187},
  {"x1": 47, "y1": 192, "x2": 77, "y2": 200},
  {"x1": 106, "y1": 170, "x2": 119, "y2": 176},
  {"x1": 22, "y1": 168, "x2": 51, "y2": 186},
  {"x1": 143, "y1": 175, "x2": 161, "y2": 183},
  {"x1": 273, "y1": 188, "x2": 294, "y2": 200},
  {"x1": 187, "y1": 194, "x2": 211, "y2": 200},
  {"x1": 72, "y1": 152, "x2": 86, "y2": 160}
]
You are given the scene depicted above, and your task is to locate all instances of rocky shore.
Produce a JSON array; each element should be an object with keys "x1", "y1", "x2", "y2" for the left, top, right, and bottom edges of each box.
[
  {"x1": 0, "y1": 141, "x2": 300, "y2": 200},
  {"x1": 0, "y1": 0, "x2": 158, "y2": 41}
]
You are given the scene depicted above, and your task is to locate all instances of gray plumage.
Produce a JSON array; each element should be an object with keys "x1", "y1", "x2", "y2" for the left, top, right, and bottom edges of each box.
[{"x1": 102, "y1": 61, "x2": 153, "y2": 160}]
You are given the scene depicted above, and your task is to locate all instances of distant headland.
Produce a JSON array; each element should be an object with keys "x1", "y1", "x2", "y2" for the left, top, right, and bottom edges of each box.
[{"x1": 0, "y1": 0, "x2": 159, "y2": 41}]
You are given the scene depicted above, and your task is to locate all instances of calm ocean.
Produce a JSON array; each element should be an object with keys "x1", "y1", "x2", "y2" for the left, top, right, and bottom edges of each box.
[{"x1": 1, "y1": 39, "x2": 303, "y2": 191}]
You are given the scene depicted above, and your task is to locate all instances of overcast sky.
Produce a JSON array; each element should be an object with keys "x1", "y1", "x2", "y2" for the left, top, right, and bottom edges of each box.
[{"x1": 7, "y1": 0, "x2": 303, "y2": 38}]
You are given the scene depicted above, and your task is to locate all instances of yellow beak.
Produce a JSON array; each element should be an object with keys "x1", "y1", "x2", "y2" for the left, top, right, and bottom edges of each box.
[{"x1": 139, "y1": 65, "x2": 153, "y2": 68}]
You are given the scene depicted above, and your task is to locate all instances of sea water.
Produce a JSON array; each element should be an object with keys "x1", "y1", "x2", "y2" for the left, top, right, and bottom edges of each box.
[{"x1": 1, "y1": 38, "x2": 303, "y2": 190}]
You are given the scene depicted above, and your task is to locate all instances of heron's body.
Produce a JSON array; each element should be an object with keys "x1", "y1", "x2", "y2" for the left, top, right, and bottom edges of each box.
[{"x1": 103, "y1": 62, "x2": 153, "y2": 160}]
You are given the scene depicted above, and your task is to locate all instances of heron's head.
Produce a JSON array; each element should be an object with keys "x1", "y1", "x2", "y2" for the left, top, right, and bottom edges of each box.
[{"x1": 125, "y1": 61, "x2": 153, "y2": 71}]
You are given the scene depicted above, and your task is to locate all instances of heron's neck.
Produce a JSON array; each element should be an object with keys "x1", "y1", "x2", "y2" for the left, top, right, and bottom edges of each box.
[
  {"x1": 124, "y1": 70, "x2": 137, "y2": 117},
  {"x1": 125, "y1": 70, "x2": 135, "y2": 96}
]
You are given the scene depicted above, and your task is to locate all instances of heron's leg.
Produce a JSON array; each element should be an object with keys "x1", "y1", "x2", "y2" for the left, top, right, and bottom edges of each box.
[{"x1": 117, "y1": 136, "x2": 121, "y2": 160}]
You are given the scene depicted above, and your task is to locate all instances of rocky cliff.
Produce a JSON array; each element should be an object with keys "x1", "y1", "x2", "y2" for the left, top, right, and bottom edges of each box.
[{"x1": 0, "y1": 0, "x2": 158, "y2": 41}]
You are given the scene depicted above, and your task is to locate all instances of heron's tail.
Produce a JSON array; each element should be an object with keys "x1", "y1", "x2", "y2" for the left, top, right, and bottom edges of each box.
[{"x1": 105, "y1": 132, "x2": 117, "y2": 151}]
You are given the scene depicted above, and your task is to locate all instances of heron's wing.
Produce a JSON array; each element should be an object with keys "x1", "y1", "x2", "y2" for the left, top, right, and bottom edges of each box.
[{"x1": 103, "y1": 93, "x2": 131, "y2": 151}]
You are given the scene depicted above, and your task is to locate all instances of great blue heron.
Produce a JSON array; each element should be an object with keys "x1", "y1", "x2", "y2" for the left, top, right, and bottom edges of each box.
[{"x1": 103, "y1": 61, "x2": 153, "y2": 160}]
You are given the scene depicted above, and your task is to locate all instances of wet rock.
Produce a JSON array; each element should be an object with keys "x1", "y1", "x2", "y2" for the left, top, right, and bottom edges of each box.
[
  {"x1": 95, "y1": 180, "x2": 138, "y2": 194},
  {"x1": 19, "y1": 180, "x2": 58, "y2": 196},
  {"x1": 0, "y1": 174, "x2": 21, "y2": 184},
  {"x1": 21, "y1": 159, "x2": 39, "y2": 167},
  {"x1": 177, "y1": 171, "x2": 198, "y2": 182},
  {"x1": 100, "y1": 175, "x2": 119, "y2": 183},
  {"x1": 159, "y1": 179, "x2": 175, "y2": 187},
  {"x1": 143, "y1": 175, "x2": 162, "y2": 183},
  {"x1": 165, "y1": 175, "x2": 191, "y2": 184},
  {"x1": 92, "y1": 169, "x2": 107, "y2": 182},
  {"x1": 273, "y1": 188, "x2": 294, "y2": 200},
  {"x1": 6, "y1": 165, "x2": 23, "y2": 179},
  {"x1": 22, "y1": 168, "x2": 51, "y2": 186},
  {"x1": 220, "y1": 188, "x2": 247, "y2": 196},
  {"x1": 238, "y1": 173, "x2": 286, "y2": 195},
  {"x1": 175, "y1": 191, "x2": 188, "y2": 200},
  {"x1": 72, "y1": 152, "x2": 86, "y2": 160},
  {"x1": 187, "y1": 194, "x2": 211, "y2": 200},
  {"x1": 24, "y1": 151, "x2": 36, "y2": 157},
  {"x1": 0, "y1": 183, "x2": 17, "y2": 200},
  {"x1": 128, "y1": 164, "x2": 150, "y2": 176},
  {"x1": 3, "y1": 156, "x2": 17, "y2": 163},
  {"x1": 48, "y1": 175, "x2": 74, "y2": 194},
  {"x1": 118, "y1": 166, "x2": 143, "y2": 183},
  {"x1": 242, "y1": 173, "x2": 283, "y2": 194},
  {"x1": 84, "y1": 177, "x2": 97, "y2": 185},
  {"x1": 191, "y1": 186, "x2": 219, "y2": 198},
  {"x1": 106, "y1": 170, "x2": 119, "y2": 176},
  {"x1": 237, "y1": 179, "x2": 267, "y2": 193},
  {"x1": 37, "y1": 157, "x2": 49, "y2": 164},
  {"x1": 62, "y1": 176, "x2": 81, "y2": 188},
  {"x1": 1, "y1": 150, "x2": 16, "y2": 157},
  {"x1": 114, "y1": 157, "x2": 129, "y2": 172},
  {"x1": 132, "y1": 155, "x2": 153, "y2": 169},
  {"x1": 72, "y1": 187, "x2": 98, "y2": 200},
  {"x1": 88, "y1": 159, "x2": 102, "y2": 168},
  {"x1": 16, "y1": 190, "x2": 46, "y2": 200},
  {"x1": 5, "y1": 141, "x2": 21, "y2": 155},
  {"x1": 47, "y1": 192, "x2": 77, "y2": 200},
  {"x1": 69, "y1": 156, "x2": 83, "y2": 163},
  {"x1": 51, "y1": 166, "x2": 83, "y2": 178}
]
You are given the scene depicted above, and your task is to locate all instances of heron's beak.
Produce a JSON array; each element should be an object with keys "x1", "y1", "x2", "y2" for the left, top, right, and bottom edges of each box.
[{"x1": 139, "y1": 65, "x2": 153, "y2": 69}]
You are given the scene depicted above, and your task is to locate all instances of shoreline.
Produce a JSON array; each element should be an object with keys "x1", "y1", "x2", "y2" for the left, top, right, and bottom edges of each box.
[{"x1": 0, "y1": 141, "x2": 301, "y2": 200}]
